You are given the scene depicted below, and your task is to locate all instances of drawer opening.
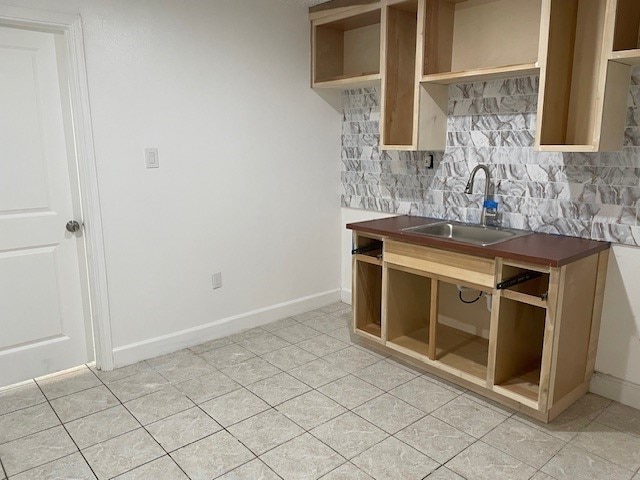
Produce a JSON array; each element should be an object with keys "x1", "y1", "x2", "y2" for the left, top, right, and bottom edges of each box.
[
  {"x1": 354, "y1": 260, "x2": 382, "y2": 338},
  {"x1": 493, "y1": 298, "x2": 546, "y2": 403},
  {"x1": 386, "y1": 267, "x2": 432, "y2": 359}
]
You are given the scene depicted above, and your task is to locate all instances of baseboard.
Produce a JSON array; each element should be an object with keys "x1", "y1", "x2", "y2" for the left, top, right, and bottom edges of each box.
[
  {"x1": 341, "y1": 288, "x2": 352, "y2": 305},
  {"x1": 112, "y1": 289, "x2": 341, "y2": 368},
  {"x1": 590, "y1": 372, "x2": 640, "y2": 410}
]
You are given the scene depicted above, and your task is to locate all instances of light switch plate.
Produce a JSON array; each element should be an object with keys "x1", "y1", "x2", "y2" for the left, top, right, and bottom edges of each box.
[{"x1": 145, "y1": 148, "x2": 159, "y2": 168}]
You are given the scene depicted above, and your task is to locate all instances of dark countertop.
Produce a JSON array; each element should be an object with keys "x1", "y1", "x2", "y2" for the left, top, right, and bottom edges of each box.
[{"x1": 346, "y1": 216, "x2": 610, "y2": 267}]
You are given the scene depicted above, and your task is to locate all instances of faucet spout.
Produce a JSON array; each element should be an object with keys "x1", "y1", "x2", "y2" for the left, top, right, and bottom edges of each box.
[{"x1": 465, "y1": 164, "x2": 492, "y2": 226}]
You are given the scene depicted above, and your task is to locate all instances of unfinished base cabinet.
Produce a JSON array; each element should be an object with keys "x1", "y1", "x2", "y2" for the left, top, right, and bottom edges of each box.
[{"x1": 351, "y1": 234, "x2": 610, "y2": 422}]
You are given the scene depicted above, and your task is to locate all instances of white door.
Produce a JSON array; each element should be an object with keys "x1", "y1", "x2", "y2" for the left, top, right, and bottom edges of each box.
[{"x1": 0, "y1": 26, "x2": 91, "y2": 387}]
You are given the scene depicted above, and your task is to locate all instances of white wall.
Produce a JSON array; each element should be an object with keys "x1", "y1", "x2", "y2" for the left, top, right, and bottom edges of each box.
[
  {"x1": 3, "y1": 0, "x2": 342, "y2": 363},
  {"x1": 341, "y1": 207, "x2": 640, "y2": 408}
]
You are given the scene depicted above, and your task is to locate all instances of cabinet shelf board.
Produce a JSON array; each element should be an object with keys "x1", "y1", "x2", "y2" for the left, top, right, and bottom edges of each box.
[
  {"x1": 388, "y1": 327, "x2": 430, "y2": 358},
  {"x1": 355, "y1": 253, "x2": 383, "y2": 266},
  {"x1": 436, "y1": 324, "x2": 488, "y2": 381},
  {"x1": 536, "y1": 145, "x2": 597, "y2": 153},
  {"x1": 421, "y1": 63, "x2": 539, "y2": 85},
  {"x1": 501, "y1": 289, "x2": 547, "y2": 309},
  {"x1": 610, "y1": 49, "x2": 640, "y2": 66},
  {"x1": 357, "y1": 322, "x2": 381, "y2": 338},
  {"x1": 313, "y1": 72, "x2": 382, "y2": 89},
  {"x1": 495, "y1": 364, "x2": 541, "y2": 405}
]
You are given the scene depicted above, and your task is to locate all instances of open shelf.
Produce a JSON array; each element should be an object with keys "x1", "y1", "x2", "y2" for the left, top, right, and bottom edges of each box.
[
  {"x1": 423, "y1": 0, "x2": 541, "y2": 77},
  {"x1": 354, "y1": 244, "x2": 383, "y2": 340},
  {"x1": 386, "y1": 267, "x2": 431, "y2": 361},
  {"x1": 498, "y1": 264, "x2": 550, "y2": 308},
  {"x1": 537, "y1": 0, "x2": 610, "y2": 150},
  {"x1": 493, "y1": 298, "x2": 547, "y2": 404},
  {"x1": 313, "y1": 9, "x2": 382, "y2": 87},
  {"x1": 610, "y1": 50, "x2": 640, "y2": 66},
  {"x1": 381, "y1": 0, "x2": 419, "y2": 149},
  {"x1": 436, "y1": 324, "x2": 489, "y2": 381},
  {"x1": 612, "y1": 0, "x2": 640, "y2": 53},
  {"x1": 421, "y1": 63, "x2": 539, "y2": 85}
]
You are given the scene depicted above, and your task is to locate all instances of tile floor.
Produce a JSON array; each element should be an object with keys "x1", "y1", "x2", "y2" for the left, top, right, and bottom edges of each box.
[{"x1": 1, "y1": 302, "x2": 640, "y2": 479}]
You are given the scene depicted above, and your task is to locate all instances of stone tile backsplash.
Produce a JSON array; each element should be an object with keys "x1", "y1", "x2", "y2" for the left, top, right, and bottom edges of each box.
[{"x1": 340, "y1": 69, "x2": 640, "y2": 246}]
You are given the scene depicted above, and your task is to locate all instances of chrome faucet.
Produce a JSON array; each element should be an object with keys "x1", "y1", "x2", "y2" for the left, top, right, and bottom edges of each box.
[{"x1": 465, "y1": 164, "x2": 491, "y2": 227}]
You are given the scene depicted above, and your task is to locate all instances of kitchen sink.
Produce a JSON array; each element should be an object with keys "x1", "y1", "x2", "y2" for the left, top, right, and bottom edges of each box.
[{"x1": 401, "y1": 221, "x2": 532, "y2": 246}]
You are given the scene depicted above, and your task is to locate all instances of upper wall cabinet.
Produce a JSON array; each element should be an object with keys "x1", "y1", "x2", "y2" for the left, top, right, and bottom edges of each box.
[{"x1": 310, "y1": 0, "x2": 637, "y2": 153}]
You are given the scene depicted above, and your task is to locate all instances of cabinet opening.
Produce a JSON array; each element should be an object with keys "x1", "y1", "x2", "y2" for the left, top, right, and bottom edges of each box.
[
  {"x1": 382, "y1": 0, "x2": 418, "y2": 147},
  {"x1": 434, "y1": 281, "x2": 490, "y2": 382},
  {"x1": 352, "y1": 235, "x2": 383, "y2": 262},
  {"x1": 494, "y1": 298, "x2": 546, "y2": 402},
  {"x1": 313, "y1": 10, "x2": 381, "y2": 85},
  {"x1": 386, "y1": 267, "x2": 431, "y2": 359},
  {"x1": 354, "y1": 260, "x2": 382, "y2": 338},
  {"x1": 499, "y1": 265, "x2": 550, "y2": 301},
  {"x1": 423, "y1": 0, "x2": 541, "y2": 78},
  {"x1": 538, "y1": 0, "x2": 609, "y2": 148},
  {"x1": 613, "y1": 0, "x2": 640, "y2": 52}
]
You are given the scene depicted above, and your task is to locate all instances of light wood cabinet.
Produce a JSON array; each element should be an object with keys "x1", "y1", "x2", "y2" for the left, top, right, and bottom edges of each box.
[
  {"x1": 310, "y1": 0, "x2": 639, "y2": 153},
  {"x1": 351, "y1": 231, "x2": 609, "y2": 422}
]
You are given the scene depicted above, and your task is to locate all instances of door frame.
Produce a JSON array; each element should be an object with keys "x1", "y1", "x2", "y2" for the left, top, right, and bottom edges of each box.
[{"x1": 0, "y1": 5, "x2": 114, "y2": 370}]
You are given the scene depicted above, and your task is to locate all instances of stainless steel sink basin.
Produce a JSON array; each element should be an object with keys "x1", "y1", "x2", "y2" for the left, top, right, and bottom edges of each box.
[{"x1": 402, "y1": 221, "x2": 532, "y2": 246}]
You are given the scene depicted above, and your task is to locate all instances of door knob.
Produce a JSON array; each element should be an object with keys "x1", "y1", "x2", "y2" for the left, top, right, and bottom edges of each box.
[{"x1": 66, "y1": 220, "x2": 81, "y2": 233}]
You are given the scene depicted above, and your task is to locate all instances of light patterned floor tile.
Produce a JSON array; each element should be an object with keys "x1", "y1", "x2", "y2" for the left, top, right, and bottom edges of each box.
[
  {"x1": 218, "y1": 459, "x2": 280, "y2": 480},
  {"x1": 220, "y1": 357, "x2": 281, "y2": 386},
  {"x1": 291, "y1": 309, "x2": 325, "y2": 322},
  {"x1": 0, "y1": 403, "x2": 59, "y2": 445},
  {"x1": 353, "y1": 360, "x2": 417, "y2": 391},
  {"x1": 425, "y1": 467, "x2": 465, "y2": 479},
  {"x1": 513, "y1": 410, "x2": 591, "y2": 442},
  {"x1": 352, "y1": 436, "x2": 438, "y2": 480},
  {"x1": 246, "y1": 372, "x2": 311, "y2": 406},
  {"x1": 90, "y1": 362, "x2": 152, "y2": 385},
  {"x1": 319, "y1": 462, "x2": 373, "y2": 479},
  {"x1": 174, "y1": 370, "x2": 240, "y2": 404},
  {"x1": 432, "y1": 396, "x2": 507, "y2": 438},
  {"x1": 297, "y1": 334, "x2": 349, "y2": 357},
  {"x1": 50, "y1": 385, "x2": 119, "y2": 423},
  {"x1": 325, "y1": 327, "x2": 356, "y2": 344},
  {"x1": 200, "y1": 344, "x2": 256, "y2": 369},
  {"x1": 395, "y1": 415, "x2": 474, "y2": 464},
  {"x1": 261, "y1": 317, "x2": 300, "y2": 333},
  {"x1": 146, "y1": 407, "x2": 222, "y2": 452},
  {"x1": 322, "y1": 347, "x2": 379, "y2": 374},
  {"x1": 200, "y1": 388, "x2": 269, "y2": 427},
  {"x1": 311, "y1": 412, "x2": 387, "y2": 459},
  {"x1": 318, "y1": 375, "x2": 384, "y2": 410},
  {"x1": 273, "y1": 324, "x2": 321, "y2": 344},
  {"x1": 228, "y1": 409, "x2": 304, "y2": 455},
  {"x1": 65, "y1": 405, "x2": 139, "y2": 449},
  {"x1": 10, "y1": 452, "x2": 95, "y2": 480},
  {"x1": 261, "y1": 433, "x2": 345, "y2": 480},
  {"x1": 37, "y1": 368, "x2": 101, "y2": 400},
  {"x1": 277, "y1": 391, "x2": 347, "y2": 430},
  {"x1": 171, "y1": 430, "x2": 255, "y2": 480},
  {"x1": 123, "y1": 385, "x2": 194, "y2": 425},
  {"x1": 227, "y1": 327, "x2": 267, "y2": 343},
  {"x1": 236, "y1": 332, "x2": 291, "y2": 355},
  {"x1": 596, "y1": 402, "x2": 640, "y2": 437},
  {"x1": 446, "y1": 442, "x2": 536, "y2": 480},
  {"x1": 107, "y1": 370, "x2": 169, "y2": 403},
  {"x1": 288, "y1": 359, "x2": 348, "y2": 388},
  {"x1": 148, "y1": 351, "x2": 216, "y2": 384},
  {"x1": 114, "y1": 455, "x2": 188, "y2": 479},
  {"x1": 261, "y1": 345, "x2": 317, "y2": 371},
  {"x1": 0, "y1": 382, "x2": 46, "y2": 416},
  {"x1": 0, "y1": 426, "x2": 77, "y2": 477},
  {"x1": 567, "y1": 393, "x2": 612, "y2": 420},
  {"x1": 319, "y1": 303, "x2": 350, "y2": 315},
  {"x1": 389, "y1": 376, "x2": 458, "y2": 413},
  {"x1": 541, "y1": 444, "x2": 634, "y2": 480},
  {"x1": 482, "y1": 418, "x2": 564, "y2": 469},
  {"x1": 302, "y1": 314, "x2": 349, "y2": 333},
  {"x1": 353, "y1": 394, "x2": 424, "y2": 435},
  {"x1": 571, "y1": 420, "x2": 640, "y2": 471},
  {"x1": 82, "y1": 428, "x2": 164, "y2": 480},
  {"x1": 188, "y1": 337, "x2": 234, "y2": 355}
]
